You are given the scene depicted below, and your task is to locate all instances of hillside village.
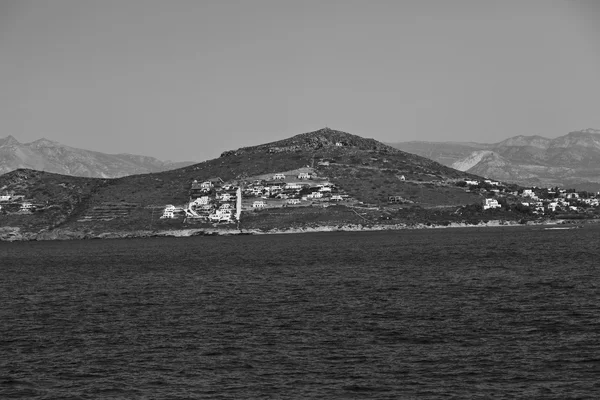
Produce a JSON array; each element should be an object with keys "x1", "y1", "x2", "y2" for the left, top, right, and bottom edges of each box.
[
  {"x1": 158, "y1": 167, "x2": 350, "y2": 224},
  {"x1": 2, "y1": 166, "x2": 600, "y2": 226},
  {"x1": 2, "y1": 127, "x2": 600, "y2": 234}
]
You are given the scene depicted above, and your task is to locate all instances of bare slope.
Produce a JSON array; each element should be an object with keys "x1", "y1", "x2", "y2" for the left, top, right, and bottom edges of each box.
[
  {"x1": 0, "y1": 136, "x2": 195, "y2": 178},
  {"x1": 390, "y1": 129, "x2": 600, "y2": 189}
]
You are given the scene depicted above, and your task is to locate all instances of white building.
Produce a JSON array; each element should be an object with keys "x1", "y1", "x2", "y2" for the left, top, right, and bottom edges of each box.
[
  {"x1": 0, "y1": 194, "x2": 11, "y2": 202},
  {"x1": 161, "y1": 204, "x2": 176, "y2": 219},
  {"x1": 253, "y1": 201, "x2": 267, "y2": 208},
  {"x1": 273, "y1": 173, "x2": 286, "y2": 180},
  {"x1": 220, "y1": 193, "x2": 233, "y2": 201},
  {"x1": 298, "y1": 172, "x2": 311, "y2": 179},
  {"x1": 483, "y1": 198, "x2": 501, "y2": 210},
  {"x1": 285, "y1": 183, "x2": 302, "y2": 190},
  {"x1": 331, "y1": 195, "x2": 343, "y2": 201},
  {"x1": 287, "y1": 199, "x2": 301, "y2": 205},
  {"x1": 193, "y1": 196, "x2": 211, "y2": 205}
]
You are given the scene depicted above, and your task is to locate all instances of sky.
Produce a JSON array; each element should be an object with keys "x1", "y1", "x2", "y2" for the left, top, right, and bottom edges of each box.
[{"x1": 1, "y1": 0, "x2": 600, "y2": 162}]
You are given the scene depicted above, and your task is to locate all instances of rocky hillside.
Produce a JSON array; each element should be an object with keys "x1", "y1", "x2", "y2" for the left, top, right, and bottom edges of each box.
[
  {"x1": 390, "y1": 129, "x2": 600, "y2": 190},
  {"x1": 1, "y1": 128, "x2": 486, "y2": 237},
  {"x1": 0, "y1": 135, "x2": 195, "y2": 178}
]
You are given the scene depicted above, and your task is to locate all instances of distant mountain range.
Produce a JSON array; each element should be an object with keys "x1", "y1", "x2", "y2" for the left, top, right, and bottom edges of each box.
[
  {"x1": 0, "y1": 136, "x2": 195, "y2": 178},
  {"x1": 389, "y1": 129, "x2": 600, "y2": 191}
]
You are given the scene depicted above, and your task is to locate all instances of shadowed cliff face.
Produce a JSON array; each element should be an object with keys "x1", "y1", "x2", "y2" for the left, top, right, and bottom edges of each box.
[
  {"x1": 389, "y1": 129, "x2": 600, "y2": 190},
  {"x1": 0, "y1": 136, "x2": 195, "y2": 178}
]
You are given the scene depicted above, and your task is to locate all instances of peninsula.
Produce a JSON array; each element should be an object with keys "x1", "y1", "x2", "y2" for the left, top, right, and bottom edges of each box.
[{"x1": 1, "y1": 128, "x2": 599, "y2": 241}]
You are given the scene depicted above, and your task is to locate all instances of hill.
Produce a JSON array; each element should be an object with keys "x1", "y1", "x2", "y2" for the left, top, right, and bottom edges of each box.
[
  {"x1": 0, "y1": 135, "x2": 195, "y2": 178},
  {"x1": 1, "y1": 127, "x2": 520, "y2": 239},
  {"x1": 389, "y1": 129, "x2": 600, "y2": 190}
]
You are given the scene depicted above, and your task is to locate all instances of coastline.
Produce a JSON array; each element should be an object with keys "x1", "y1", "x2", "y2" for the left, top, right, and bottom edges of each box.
[{"x1": 0, "y1": 219, "x2": 578, "y2": 242}]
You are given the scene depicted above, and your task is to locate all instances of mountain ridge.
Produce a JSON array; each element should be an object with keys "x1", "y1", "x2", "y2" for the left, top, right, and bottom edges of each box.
[
  {"x1": 0, "y1": 136, "x2": 196, "y2": 178},
  {"x1": 390, "y1": 129, "x2": 600, "y2": 190}
]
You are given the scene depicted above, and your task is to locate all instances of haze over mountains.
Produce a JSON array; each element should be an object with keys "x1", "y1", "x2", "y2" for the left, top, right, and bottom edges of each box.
[
  {"x1": 390, "y1": 129, "x2": 600, "y2": 191},
  {"x1": 0, "y1": 135, "x2": 195, "y2": 178}
]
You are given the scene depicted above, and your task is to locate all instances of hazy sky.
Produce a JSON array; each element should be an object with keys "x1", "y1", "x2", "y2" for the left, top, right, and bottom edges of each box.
[{"x1": 1, "y1": 0, "x2": 600, "y2": 162}]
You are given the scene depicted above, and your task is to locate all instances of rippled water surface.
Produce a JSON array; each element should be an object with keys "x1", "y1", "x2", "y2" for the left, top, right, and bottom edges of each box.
[{"x1": 1, "y1": 226, "x2": 600, "y2": 399}]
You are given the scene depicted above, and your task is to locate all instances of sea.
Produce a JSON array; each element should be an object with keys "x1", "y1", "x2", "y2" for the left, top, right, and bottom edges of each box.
[{"x1": 1, "y1": 225, "x2": 599, "y2": 399}]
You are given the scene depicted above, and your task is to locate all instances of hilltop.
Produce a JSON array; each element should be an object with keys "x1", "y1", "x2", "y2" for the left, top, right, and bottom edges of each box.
[
  {"x1": 0, "y1": 135, "x2": 195, "y2": 178},
  {"x1": 390, "y1": 129, "x2": 600, "y2": 191},
  {"x1": 2, "y1": 127, "x2": 571, "y2": 240}
]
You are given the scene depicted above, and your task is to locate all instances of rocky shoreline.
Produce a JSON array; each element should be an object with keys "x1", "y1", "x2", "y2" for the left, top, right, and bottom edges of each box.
[{"x1": 1, "y1": 219, "x2": 582, "y2": 242}]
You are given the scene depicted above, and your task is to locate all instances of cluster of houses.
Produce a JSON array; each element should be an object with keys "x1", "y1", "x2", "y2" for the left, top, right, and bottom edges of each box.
[
  {"x1": 516, "y1": 188, "x2": 600, "y2": 214},
  {"x1": 458, "y1": 179, "x2": 600, "y2": 215},
  {"x1": 160, "y1": 177, "x2": 240, "y2": 223},
  {"x1": 0, "y1": 194, "x2": 35, "y2": 213},
  {"x1": 159, "y1": 169, "x2": 349, "y2": 223}
]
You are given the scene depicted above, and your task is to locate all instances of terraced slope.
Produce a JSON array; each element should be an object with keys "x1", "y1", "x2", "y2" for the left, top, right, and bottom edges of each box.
[{"x1": 1, "y1": 128, "x2": 484, "y2": 235}]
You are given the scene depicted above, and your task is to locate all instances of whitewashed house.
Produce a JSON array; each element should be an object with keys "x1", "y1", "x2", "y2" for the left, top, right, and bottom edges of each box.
[
  {"x1": 298, "y1": 172, "x2": 311, "y2": 180},
  {"x1": 331, "y1": 195, "x2": 343, "y2": 201},
  {"x1": 220, "y1": 193, "x2": 233, "y2": 202},
  {"x1": 483, "y1": 198, "x2": 501, "y2": 210},
  {"x1": 273, "y1": 173, "x2": 286, "y2": 180},
  {"x1": 161, "y1": 204, "x2": 176, "y2": 219},
  {"x1": 335, "y1": 142, "x2": 343, "y2": 147},
  {"x1": 522, "y1": 189, "x2": 537, "y2": 198},
  {"x1": 285, "y1": 183, "x2": 302, "y2": 190},
  {"x1": 253, "y1": 200, "x2": 267, "y2": 208},
  {"x1": 0, "y1": 194, "x2": 11, "y2": 202},
  {"x1": 287, "y1": 199, "x2": 301, "y2": 205},
  {"x1": 193, "y1": 196, "x2": 211, "y2": 205}
]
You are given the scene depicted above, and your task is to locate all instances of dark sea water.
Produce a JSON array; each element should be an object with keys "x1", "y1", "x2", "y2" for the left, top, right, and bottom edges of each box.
[{"x1": 1, "y1": 226, "x2": 600, "y2": 399}]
